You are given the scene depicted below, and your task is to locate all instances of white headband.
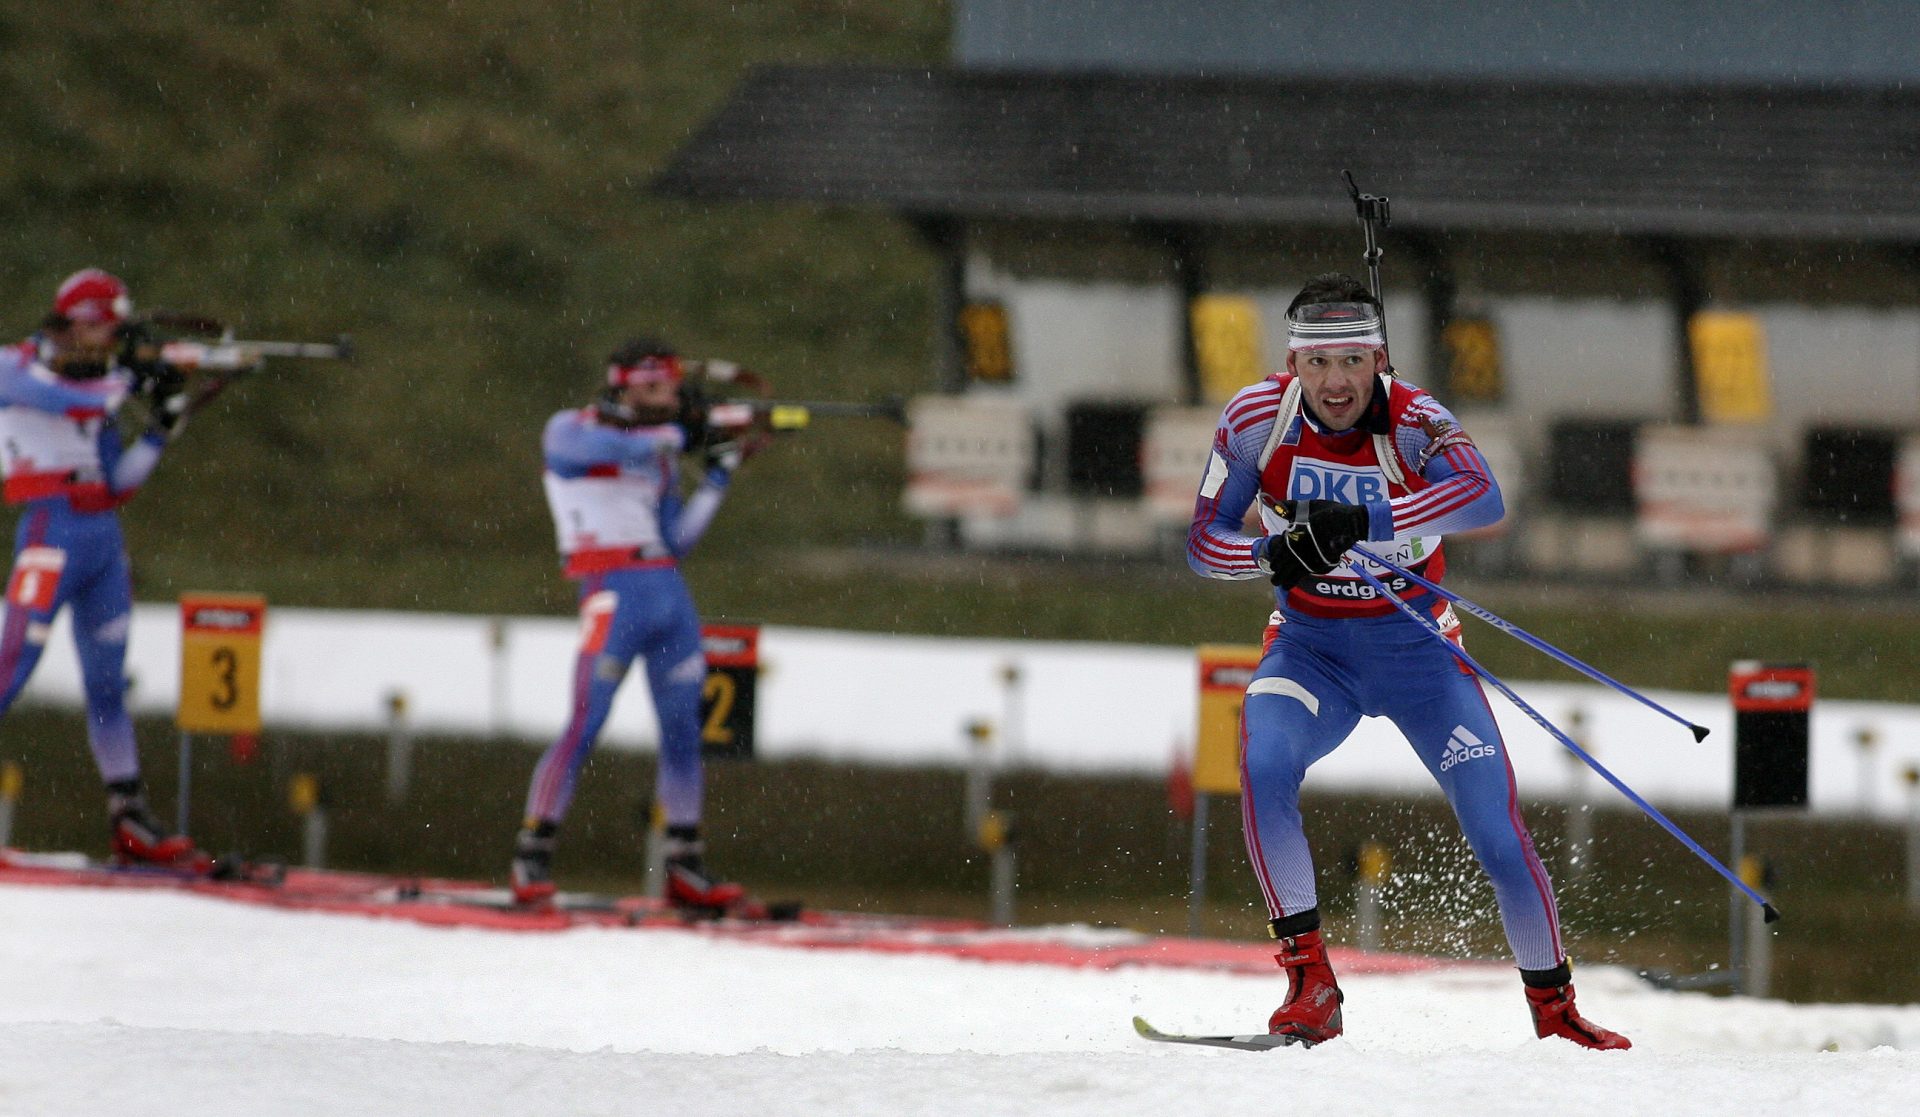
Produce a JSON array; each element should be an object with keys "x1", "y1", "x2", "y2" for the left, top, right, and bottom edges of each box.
[
  {"x1": 1288, "y1": 332, "x2": 1384, "y2": 352},
  {"x1": 1286, "y1": 301, "x2": 1384, "y2": 352}
]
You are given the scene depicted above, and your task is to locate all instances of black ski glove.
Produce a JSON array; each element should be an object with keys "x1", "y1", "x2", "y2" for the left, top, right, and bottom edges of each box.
[
  {"x1": 703, "y1": 437, "x2": 745, "y2": 477},
  {"x1": 1257, "y1": 500, "x2": 1372, "y2": 590},
  {"x1": 138, "y1": 363, "x2": 192, "y2": 437},
  {"x1": 674, "y1": 387, "x2": 712, "y2": 451}
]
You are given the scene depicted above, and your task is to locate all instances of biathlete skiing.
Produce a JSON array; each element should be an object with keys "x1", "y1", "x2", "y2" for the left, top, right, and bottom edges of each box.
[
  {"x1": 1185, "y1": 272, "x2": 1630, "y2": 1050},
  {"x1": 509, "y1": 338, "x2": 753, "y2": 912},
  {"x1": 0, "y1": 269, "x2": 235, "y2": 870}
]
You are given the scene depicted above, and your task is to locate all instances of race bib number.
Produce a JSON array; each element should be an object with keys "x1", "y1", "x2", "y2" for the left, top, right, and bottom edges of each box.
[
  {"x1": 6, "y1": 547, "x2": 66, "y2": 612},
  {"x1": 578, "y1": 590, "x2": 618, "y2": 655}
]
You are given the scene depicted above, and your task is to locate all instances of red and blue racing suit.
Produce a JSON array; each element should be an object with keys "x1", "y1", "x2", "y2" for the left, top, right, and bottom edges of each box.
[
  {"x1": 521, "y1": 408, "x2": 731, "y2": 830},
  {"x1": 1188, "y1": 371, "x2": 1564, "y2": 970},
  {"x1": 0, "y1": 339, "x2": 168, "y2": 785}
]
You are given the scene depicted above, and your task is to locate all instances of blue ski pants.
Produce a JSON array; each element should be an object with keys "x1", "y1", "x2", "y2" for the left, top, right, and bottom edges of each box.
[
  {"x1": 1240, "y1": 601, "x2": 1564, "y2": 970},
  {"x1": 0, "y1": 504, "x2": 140, "y2": 784},
  {"x1": 523, "y1": 565, "x2": 707, "y2": 828}
]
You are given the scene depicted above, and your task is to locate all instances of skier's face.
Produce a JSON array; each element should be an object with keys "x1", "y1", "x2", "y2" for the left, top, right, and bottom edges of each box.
[
  {"x1": 619, "y1": 378, "x2": 680, "y2": 412},
  {"x1": 47, "y1": 319, "x2": 121, "y2": 380},
  {"x1": 1288, "y1": 345, "x2": 1383, "y2": 432},
  {"x1": 616, "y1": 377, "x2": 682, "y2": 425}
]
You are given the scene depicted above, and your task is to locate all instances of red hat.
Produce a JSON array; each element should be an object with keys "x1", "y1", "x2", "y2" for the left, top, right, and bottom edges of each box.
[{"x1": 54, "y1": 269, "x2": 132, "y2": 325}]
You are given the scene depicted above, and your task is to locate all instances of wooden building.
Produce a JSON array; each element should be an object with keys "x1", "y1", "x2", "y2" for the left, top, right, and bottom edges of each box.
[{"x1": 655, "y1": 2, "x2": 1920, "y2": 585}]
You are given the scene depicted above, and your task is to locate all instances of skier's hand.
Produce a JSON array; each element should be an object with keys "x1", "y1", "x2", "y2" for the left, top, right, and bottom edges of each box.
[
  {"x1": 675, "y1": 386, "x2": 711, "y2": 451},
  {"x1": 703, "y1": 437, "x2": 745, "y2": 477},
  {"x1": 138, "y1": 363, "x2": 192, "y2": 438},
  {"x1": 702, "y1": 430, "x2": 768, "y2": 481},
  {"x1": 1258, "y1": 500, "x2": 1371, "y2": 588}
]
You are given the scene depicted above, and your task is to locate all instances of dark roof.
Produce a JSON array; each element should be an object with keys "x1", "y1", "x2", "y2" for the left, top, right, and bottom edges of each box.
[{"x1": 652, "y1": 64, "x2": 1920, "y2": 241}]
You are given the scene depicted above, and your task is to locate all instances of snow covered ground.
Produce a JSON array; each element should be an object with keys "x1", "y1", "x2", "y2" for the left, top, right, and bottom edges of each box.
[{"x1": 1, "y1": 885, "x2": 1916, "y2": 1117}]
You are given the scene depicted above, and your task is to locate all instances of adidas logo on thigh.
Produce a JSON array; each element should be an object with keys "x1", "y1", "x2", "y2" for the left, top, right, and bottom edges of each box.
[{"x1": 1439, "y1": 725, "x2": 1497, "y2": 772}]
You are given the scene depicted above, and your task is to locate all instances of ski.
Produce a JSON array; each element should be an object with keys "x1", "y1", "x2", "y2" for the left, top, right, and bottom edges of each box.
[
  {"x1": 394, "y1": 884, "x2": 803, "y2": 926},
  {"x1": 205, "y1": 856, "x2": 288, "y2": 886},
  {"x1": 401, "y1": 887, "x2": 618, "y2": 913},
  {"x1": 107, "y1": 856, "x2": 285, "y2": 888},
  {"x1": 1132, "y1": 1016, "x2": 1310, "y2": 1051},
  {"x1": 1, "y1": 848, "x2": 285, "y2": 887}
]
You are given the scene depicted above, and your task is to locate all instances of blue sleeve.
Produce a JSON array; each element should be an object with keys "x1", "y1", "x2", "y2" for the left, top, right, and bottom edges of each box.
[
  {"x1": 1185, "y1": 394, "x2": 1272, "y2": 581},
  {"x1": 1387, "y1": 397, "x2": 1504, "y2": 537},
  {"x1": 665, "y1": 474, "x2": 729, "y2": 556},
  {"x1": 108, "y1": 429, "x2": 168, "y2": 495},
  {"x1": 543, "y1": 414, "x2": 686, "y2": 477},
  {"x1": 658, "y1": 479, "x2": 684, "y2": 547},
  {"x1": 0, "y1": 359, "x2": 127, "y2": 419}
]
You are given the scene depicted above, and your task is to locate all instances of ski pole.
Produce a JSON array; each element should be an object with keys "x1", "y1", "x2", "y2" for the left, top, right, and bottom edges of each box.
[
  {"x1": 1341, "y1": 559, "x2": 1780, "y2": 922},
  {"x1": 1352, "y1": 545, "x2": 1711, "y2": 743}
]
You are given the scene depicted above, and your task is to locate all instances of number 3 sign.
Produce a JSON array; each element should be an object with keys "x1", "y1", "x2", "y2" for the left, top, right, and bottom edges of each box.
[{"x1": 178, "y1": 593, "x2": 265, "y2": 734}]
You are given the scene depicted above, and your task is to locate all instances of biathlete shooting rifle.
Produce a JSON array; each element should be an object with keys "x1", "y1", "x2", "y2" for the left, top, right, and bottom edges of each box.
[
  {"x1": 1331, "y1": 170, "x2": 1778, "y2": 921},
  {"x1": 676, "y1": 358, "x2": 908, "y2": 452}
]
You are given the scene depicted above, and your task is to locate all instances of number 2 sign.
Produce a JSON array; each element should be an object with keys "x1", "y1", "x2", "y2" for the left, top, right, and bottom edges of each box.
[{"x1": 699, "y1": 623, "x2": 759, "y2": 761}]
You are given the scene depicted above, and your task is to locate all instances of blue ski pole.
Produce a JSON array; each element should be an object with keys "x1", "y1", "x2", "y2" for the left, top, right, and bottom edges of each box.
[
  {"x1": 1342, "y1": 559, "x2": 1779, "y2": 922},
  {"x1": 1352, "y1": 544, "x2": 1710, "y2": 744}
]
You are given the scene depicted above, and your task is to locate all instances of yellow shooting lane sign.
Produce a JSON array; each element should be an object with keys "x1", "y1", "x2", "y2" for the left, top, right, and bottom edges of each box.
[
  {"x1": 178, "y1": 594, "x2": 265, "y2": 735},
  {"x1": 1195, "y1": 644, "x2": 1263, "y2": 795},
  {"x1": 1183, "y1": 644, "x2": 1263, "y2": 935}
]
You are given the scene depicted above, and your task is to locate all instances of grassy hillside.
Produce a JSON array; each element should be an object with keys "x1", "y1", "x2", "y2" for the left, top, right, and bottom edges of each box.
[{"x1": 0, "y1": 1, "x2": 947, "y2": 616}]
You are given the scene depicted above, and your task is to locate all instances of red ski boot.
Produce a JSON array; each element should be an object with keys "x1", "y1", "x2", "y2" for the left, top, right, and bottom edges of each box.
[
  {"x1": 663, "y1": 826, "x2": 747, "y2": 913},
  {"x1": 1267, "y1": 927, "x2": 1344, "y2": 1046},
  {"x1": 509, "y1": 819, "x2": 559, "y2": 906},
  {"x1": 1525, "y1": 975, "x2": 1631, "y2": 1051},
  {"x1": 108, "y1": 787, "x2": 205, "y2": 870}
]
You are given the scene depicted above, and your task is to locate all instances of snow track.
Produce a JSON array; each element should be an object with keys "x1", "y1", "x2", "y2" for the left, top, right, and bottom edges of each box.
[{"x1": 1, "y1": 887, "x2": 1915, "y2": 1116}]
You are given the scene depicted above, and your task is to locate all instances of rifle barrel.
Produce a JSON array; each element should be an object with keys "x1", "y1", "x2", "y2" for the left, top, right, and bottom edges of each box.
[
  {"x1": 242, "y1": 335, "x2": 354, "y2": 361},
  {"x1": 705, "y1": 397, "x2": 907, "y2": 432},
  {"x1": 760, "y1": 398, "x2": 906, "y2": 421}
]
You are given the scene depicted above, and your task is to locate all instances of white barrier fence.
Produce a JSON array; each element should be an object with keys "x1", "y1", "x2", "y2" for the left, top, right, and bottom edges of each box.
[{"x1": 13, "y1": 604, "x2": 1920, "y2": 820}]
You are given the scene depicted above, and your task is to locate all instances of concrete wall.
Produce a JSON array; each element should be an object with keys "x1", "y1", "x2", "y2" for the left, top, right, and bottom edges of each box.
[
  {"x1": 965, "y1": 262, "x2": 1184, "y2": 420},
  {"x1": 1496, "y1": 296, "x2": 1676, "y2": 424}
]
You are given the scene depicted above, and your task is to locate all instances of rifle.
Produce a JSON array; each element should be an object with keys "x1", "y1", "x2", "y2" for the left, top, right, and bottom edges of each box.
[
  {"x1": 1341, "y1": 169, "x2": 1394, "y2": 374},
  {"x1": 126, "y1": 310, "x2": 354, "y2": 373},
  {"x1": 680, "y1": 359, "x2": 908, "y2": 443},
  {"x1": 119, "y1": 311, "x2": 355, "y2": 417},
  {"x1": 156, "y1": 335, "x2": 355, "y2": 371}
]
